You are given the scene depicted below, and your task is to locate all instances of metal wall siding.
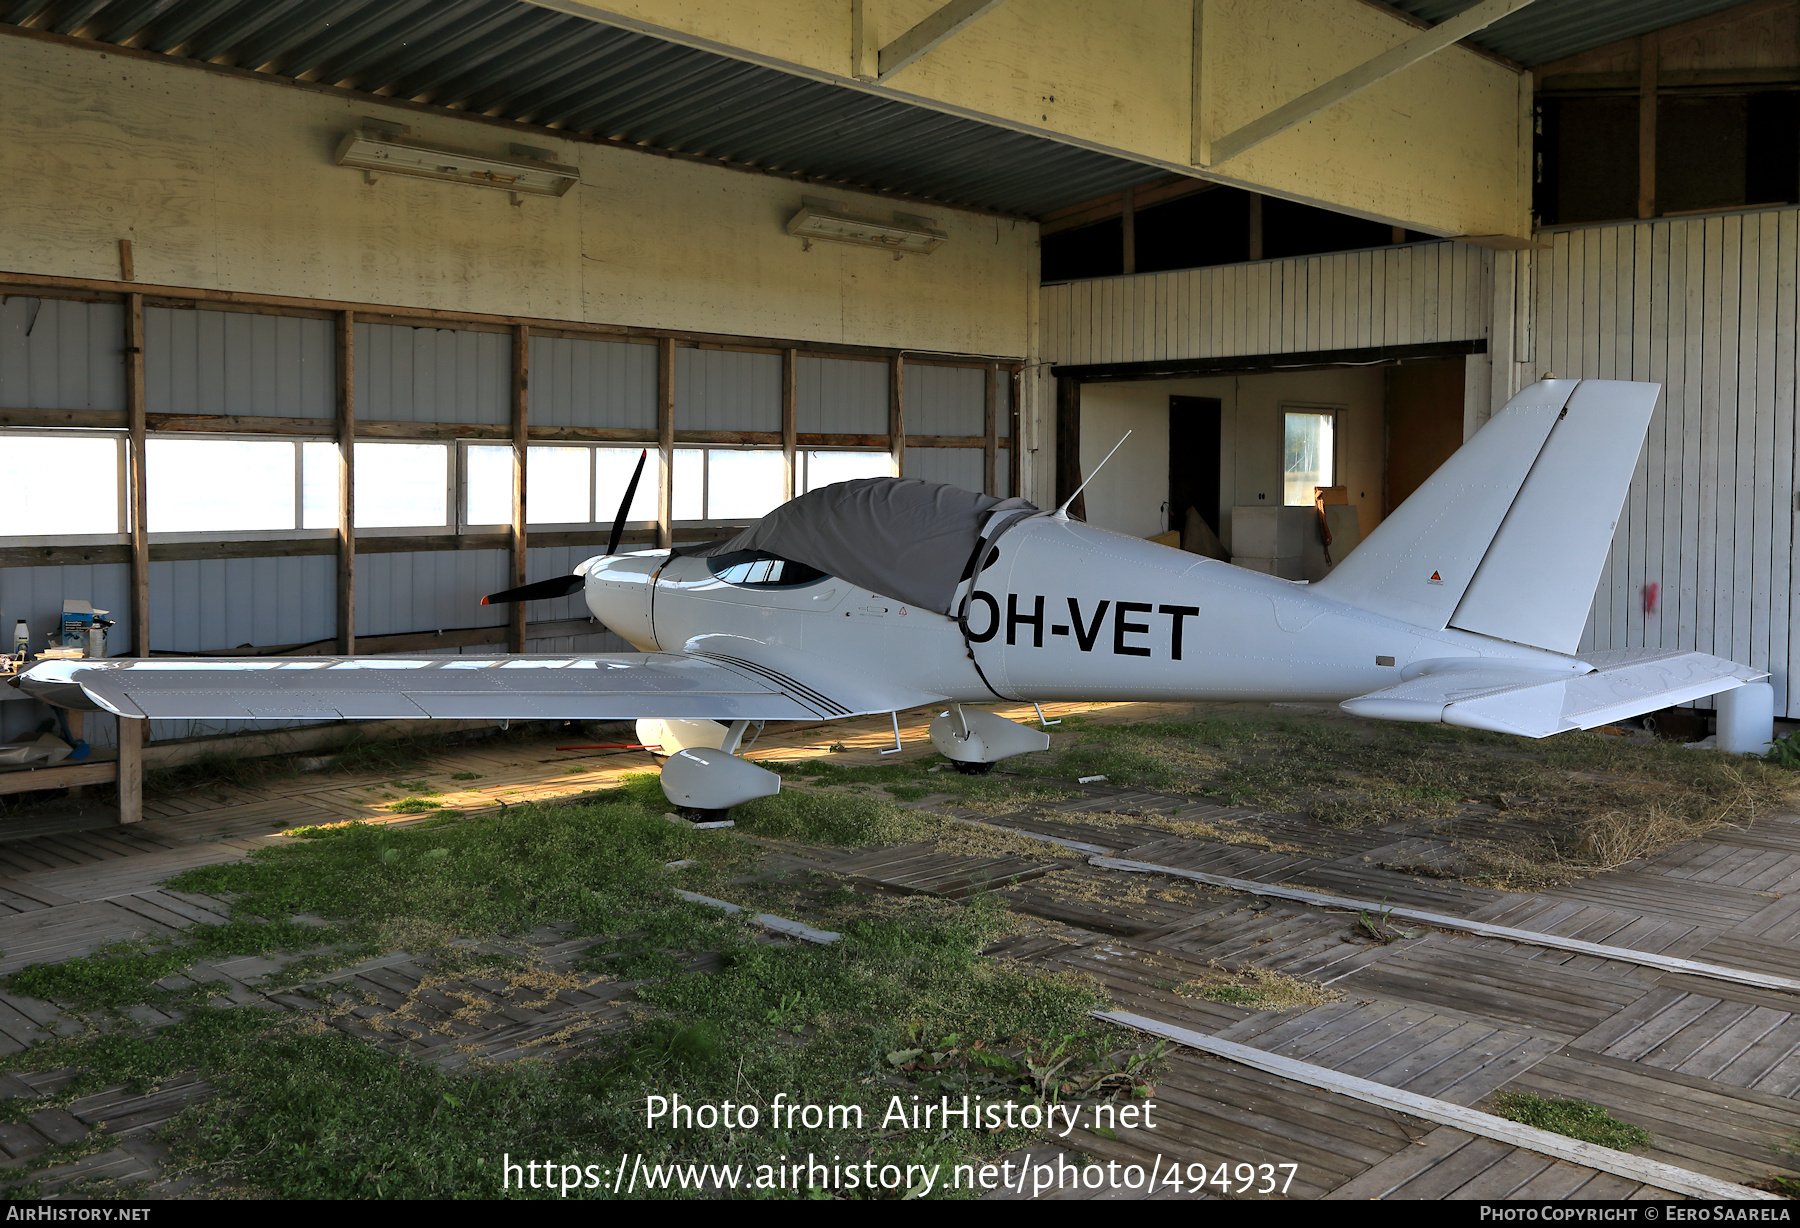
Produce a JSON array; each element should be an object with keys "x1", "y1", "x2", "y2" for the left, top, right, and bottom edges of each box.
[
  {"x1": 145, "y1": 307, "x2": 332, "y2": 417},
  {"x1": 902, "y1": 364, "x2": 985, "y2": 436},
  {"x1": 529, "y1": 336, "x2": 657, "y2": 430},
  {"x1": 353, "y1": 549, "x2": 511, "y2": 638},
  {"x1": 903, "y1": 447, "x2": 983, "y2": 493},
  {"x1": 1537, "y1": 209, "x2": 1800, "y2": 714},
  {"x1": 523, "y1": 544, "x2": 601, "y2": 624},
  {"x1": 146, "y1": 555, "x2": 335, "y2": 653},
  {"x1": 355, "y1": 323, "x2": 509, "y2": 425},
  {"x1": 674, "y1": 347, "x2": 780, "y2": 432},
  {"x1": 524, "y1": 631, "x2": 635, "y2": 655},
  {"x1": 1038, "y1": 242, "x2": 1493, "y2": 367},
  {"x1": 796, "y1": 355, "x2": 887, "y2": 435},
  {"x1": 0, "y1": 297, "x2": 126, "y2": 410}
]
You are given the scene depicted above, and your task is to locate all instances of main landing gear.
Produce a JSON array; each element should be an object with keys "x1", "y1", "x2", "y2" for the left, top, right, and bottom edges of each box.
[
  {"x1": 927, "y1": 704, "x2": 1051, "y2": 773},
  {"x1": 639, "y1": 718, "x2": 781, "y2": 819}
]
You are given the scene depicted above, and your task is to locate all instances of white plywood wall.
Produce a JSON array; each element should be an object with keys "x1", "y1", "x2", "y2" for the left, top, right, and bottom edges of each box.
[
  {"x1": 1533, "y1": 210, "x2": 1800, "y2": 715},
  {"x1": 1040, "y1": 241, "x2": 1494, "y2": 367}
]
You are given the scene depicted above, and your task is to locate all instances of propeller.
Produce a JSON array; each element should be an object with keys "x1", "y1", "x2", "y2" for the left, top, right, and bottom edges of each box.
[
  {"x1": 480, "y1": 449, "x2": 650, "y2": 606},
  {"x1": 606, "y1": 448, "x2": 649, "y2": 558},
  {"x1": 480, "y1": 574, "x2": 584, "y2": 606}
]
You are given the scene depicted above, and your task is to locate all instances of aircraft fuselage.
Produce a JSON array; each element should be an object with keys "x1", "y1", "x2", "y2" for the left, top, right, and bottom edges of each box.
[{"x1": 583, "y1": 514, "x2": 1580, "y2": 708}]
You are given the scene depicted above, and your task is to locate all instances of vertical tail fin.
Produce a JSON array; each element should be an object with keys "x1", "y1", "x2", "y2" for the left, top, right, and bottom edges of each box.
[{"x1": 1316, "y1": 378, "x2": 1659, "y2": 653}]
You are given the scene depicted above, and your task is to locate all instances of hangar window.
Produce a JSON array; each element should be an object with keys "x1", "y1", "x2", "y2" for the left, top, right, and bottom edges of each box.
[
  {"x1": 0, "y1": 433, "x2": 124, "y2": 539},
  {"x1": 463, "y1": 443, "x2": 662, "y2": 529},
  {"x1": 464, "y1": 444, "x2": 513, "y2": 528},
  {"x1": 594, "y1": 446, "x2": 660, "y2": 524},
  {"x1": 672, "y1": 448, "x2": 785, "y2": 522},
  {"x1": 139, "y1": 437, "x2": 341, "y2": 537},
  {"x1": 148, "y1": 438, "x2": 298, "y2": 533},
  {"x1": 798, "y1": 450, "x2": 893, "y2": 494},
  {"x1": 355, "y1": 441, "x2": 450, "y2": 530},
  {"x1": 301, "y1": 442, "x2": 340, "y2": 530}
]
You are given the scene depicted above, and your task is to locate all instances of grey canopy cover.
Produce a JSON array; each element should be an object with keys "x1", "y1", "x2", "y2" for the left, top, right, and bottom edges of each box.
[{"x1": 686, "y1": 478, "x2": 1037, "y2": 614}]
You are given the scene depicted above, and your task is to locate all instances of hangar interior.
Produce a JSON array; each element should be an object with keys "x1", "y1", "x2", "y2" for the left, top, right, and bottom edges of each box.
[{"x1": 0, "y1": 0, "x2": 1796, "y2": 816}]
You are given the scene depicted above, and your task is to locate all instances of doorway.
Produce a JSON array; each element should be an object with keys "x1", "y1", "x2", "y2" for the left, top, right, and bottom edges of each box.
[
  {"x1": 1384, "y1": 359, "x2": 1466, "y2": 515},
  {"x1": 1168, "y1": 395, "x2": 1222, "y2": 536}
]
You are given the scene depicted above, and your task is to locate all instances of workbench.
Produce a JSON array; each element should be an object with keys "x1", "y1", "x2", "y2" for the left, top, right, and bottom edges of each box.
[{"x1": 0, "y1": 684, "x2": 142, "y2": 823}]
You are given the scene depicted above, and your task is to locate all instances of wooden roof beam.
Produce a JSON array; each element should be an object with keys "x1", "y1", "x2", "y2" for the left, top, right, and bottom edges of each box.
[
  {"x1": 1206, "y1": 0, "x2": 1544, "y2": 165},
  {"x1": 877, "y1": 0, "x2": 1009, "y2": 82}
]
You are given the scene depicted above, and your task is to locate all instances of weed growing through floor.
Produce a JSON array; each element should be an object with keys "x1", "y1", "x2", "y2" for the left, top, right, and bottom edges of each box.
[
  {"x1": 387, "y1": 798, "x2": 443, "y2": 813},
  {"x1": 1488, "y1": 1093, "x2": 1651, "y2": 1150},
  {"x1": 1174, "y1": 962, "x2": 1339, "y2": 1012},
  {"x1": 0, "y1": 788, "x2": 1143, "y2": 1198}
]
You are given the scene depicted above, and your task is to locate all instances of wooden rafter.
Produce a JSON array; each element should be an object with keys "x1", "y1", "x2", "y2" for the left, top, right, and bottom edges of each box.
[
  {"x1": 1207, "y1": 0, "x2": 1544, "y2": 165},
  {"x1": 878, "y1": 0, "x2": 1008, "y2": 81}
]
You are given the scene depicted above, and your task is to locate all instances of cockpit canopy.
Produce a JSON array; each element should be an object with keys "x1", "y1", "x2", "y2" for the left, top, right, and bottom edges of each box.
[{"x1": 682, "y1": 477, "x2": 1037, "y2": 614}]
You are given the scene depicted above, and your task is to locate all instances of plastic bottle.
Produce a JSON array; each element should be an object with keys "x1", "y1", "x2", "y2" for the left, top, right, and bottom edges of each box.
[{"x1": 11, "y1": 621, "x2": 26, "y2": 661}]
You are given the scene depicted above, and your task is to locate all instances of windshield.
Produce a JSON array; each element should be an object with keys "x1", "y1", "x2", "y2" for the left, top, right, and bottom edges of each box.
[{"x1": 704, "y1": 550, "x2": 829, "y2": 589}]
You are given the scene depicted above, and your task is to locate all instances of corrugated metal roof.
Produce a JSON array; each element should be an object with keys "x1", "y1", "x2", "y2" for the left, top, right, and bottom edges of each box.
[
  {"x1": 1, "y1": 0, "x2": 1169, "y2": 217},
  {"x1": 1388, "y1": 0, "x2": 1753, "y2": 67},
  {"x1": 8, "y1": 0, "x2": 1755, "y2": 217}
]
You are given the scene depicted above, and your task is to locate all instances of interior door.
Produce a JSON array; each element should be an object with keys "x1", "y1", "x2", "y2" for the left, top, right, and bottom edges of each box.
[{"x1": 1168, "y1": 395, "x2": 1222, "y2": 537}]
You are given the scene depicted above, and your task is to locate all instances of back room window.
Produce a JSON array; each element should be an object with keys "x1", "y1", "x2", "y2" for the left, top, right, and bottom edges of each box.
[{"x1": 1283, "y1": 411, "x2": 1336, "y2": 506}]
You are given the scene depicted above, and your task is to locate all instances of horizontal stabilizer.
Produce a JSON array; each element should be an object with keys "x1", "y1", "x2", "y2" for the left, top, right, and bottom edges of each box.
[{"x1": 1340, "y1": 650, "x2": 1764, "y2": 739}]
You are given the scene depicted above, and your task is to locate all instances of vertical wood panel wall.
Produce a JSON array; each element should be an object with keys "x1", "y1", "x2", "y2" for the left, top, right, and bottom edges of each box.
[
  {"x1": 1534, "y1": 210, "x2": 1800, "y2": 716},
  {"x1": 1039, "y1": 242, "x2": 1494, "y2": 367}
]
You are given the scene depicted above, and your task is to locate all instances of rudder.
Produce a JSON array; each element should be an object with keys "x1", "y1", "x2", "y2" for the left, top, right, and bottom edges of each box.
[{"x1": 1314, "y1": 379, "x2": 1580, "y2": 628}]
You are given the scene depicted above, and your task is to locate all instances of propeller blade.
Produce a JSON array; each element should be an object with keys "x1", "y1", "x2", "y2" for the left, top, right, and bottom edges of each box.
[
  {"x1": 480, "y1": 574, "x2": 584, "y2": 606},
  {"x1": 606, "y1": 449, "x2": 649, "y2": 557}
]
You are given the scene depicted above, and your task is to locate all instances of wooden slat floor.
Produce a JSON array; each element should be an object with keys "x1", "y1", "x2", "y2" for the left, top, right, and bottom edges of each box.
[{"x1": 0, "y1": 700, "x2": 1796, "y2": 1198}]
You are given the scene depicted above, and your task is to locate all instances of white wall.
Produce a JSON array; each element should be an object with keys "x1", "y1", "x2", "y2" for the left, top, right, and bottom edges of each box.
[
  {"x1": 0, "y1": 35, "x2": 1033, "y2": 358},
  {"x1": 1529, "y1": 209, "x2": 1800, "y2": 715},
  {"x1": 1077, "y1": 367, "x2": 1386, "y2": 549}
]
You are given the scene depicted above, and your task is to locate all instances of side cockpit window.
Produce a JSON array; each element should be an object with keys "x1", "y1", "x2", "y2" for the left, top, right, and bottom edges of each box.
[{"x1": 705, "y1": 550, "x2": 830, "y2": 588}]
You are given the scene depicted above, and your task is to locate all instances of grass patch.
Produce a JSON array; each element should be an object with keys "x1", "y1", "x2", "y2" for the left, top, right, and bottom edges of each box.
[
  {"x1": 450, "y1": 772, "x2": 482, "y2": 781},
  {"x1": 729, "y1": 788, "x2": 947, "y2": 848},
  {"x1": 1488, "y1": 1093, "x2": 1651, "y2": 1150},
  {"x1": 387, "y1": 798, "x2": 443, "y2": 813},
  {"x1": 6, "y1": 919, "x2": 334, "y2": 1011},
  {"x1": 0, "y1": 789, "x2": 1144, "y2": 1197},
  {"x1": 147, "y1": 753, "x2": 298, "y2": 800},
  {"x1": 1174, "y1": 962, "x2": 1338, "y2": 1012},
  {"x1": 983, "y1": 705, "x2": 1799, "y2": 888}
]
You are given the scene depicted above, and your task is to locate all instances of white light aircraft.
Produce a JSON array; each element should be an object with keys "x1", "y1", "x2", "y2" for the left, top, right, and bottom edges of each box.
[{"x1": 14, "y1": 379, "x2": 1765, "y2": 816}]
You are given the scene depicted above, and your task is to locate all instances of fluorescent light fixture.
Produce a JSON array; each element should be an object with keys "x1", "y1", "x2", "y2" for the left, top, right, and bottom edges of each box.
[
  {"x1": 786, "y1": 198, "x2": 947, "y2": 254},
  {"x1": 334, "y1": 128, "x2": 579, "y2": 197}
]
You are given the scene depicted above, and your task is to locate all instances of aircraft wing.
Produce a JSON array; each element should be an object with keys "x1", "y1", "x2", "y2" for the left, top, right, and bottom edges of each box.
[
  {"x1": 11, "y1": 653, "x2": 901, "y2": 723},
  {"x1": 1339, "y1": 650, "x2": 1765, "y2": 738}
]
